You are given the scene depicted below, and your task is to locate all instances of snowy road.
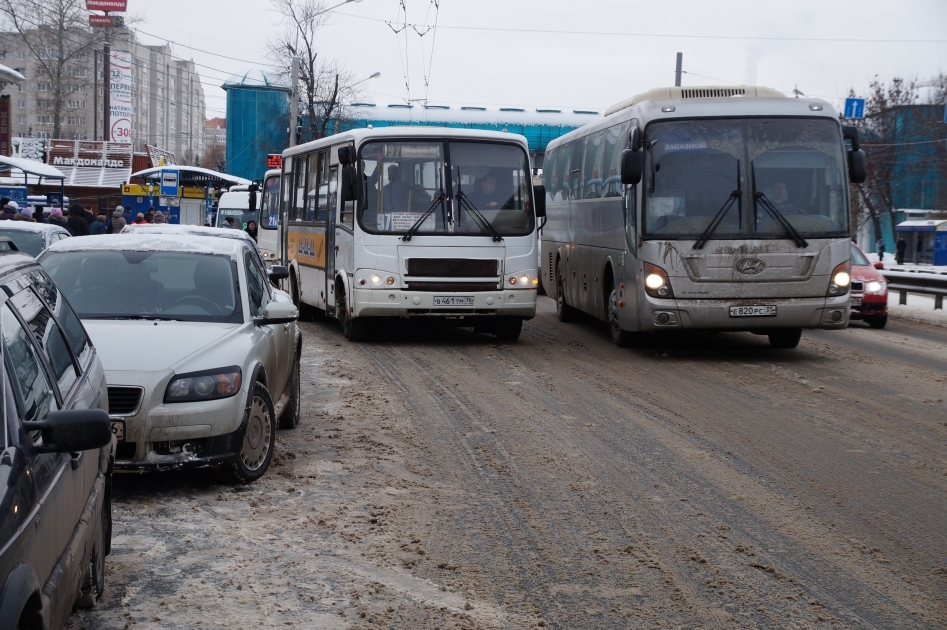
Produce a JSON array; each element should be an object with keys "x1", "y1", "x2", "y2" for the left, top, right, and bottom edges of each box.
[{"x1": 69, "y1": 298, "x2": 947, "y2": 629}]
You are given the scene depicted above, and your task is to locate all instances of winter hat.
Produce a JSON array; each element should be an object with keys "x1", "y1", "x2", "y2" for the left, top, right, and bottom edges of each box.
[
  {"x1": 152, "y1": 212, "x2": 167, "y2": 224},
  {"x1": 112, "y1": 208, "x2": 123, "y2": 218},
  {"x1": 50, "y1": 208, "x2": 63, "y2": 217},
  {"x1": 6, "y1": 201, "x2": 18, "y2": 211},
  {"x1": 115, "y1": 205, "x2": 124, "y2": 212},
  {"x1": 19, "y1": 206, "x2": 32, "y2": 215}
]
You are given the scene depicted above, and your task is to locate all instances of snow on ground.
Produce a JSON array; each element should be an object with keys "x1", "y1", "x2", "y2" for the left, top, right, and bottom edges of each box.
[
  {"x1": 867, "y1": 252, "x2": 947, "y2": 276},
  {"x1": 885, "y1": 293, "x2": 947, "y2": 327}
]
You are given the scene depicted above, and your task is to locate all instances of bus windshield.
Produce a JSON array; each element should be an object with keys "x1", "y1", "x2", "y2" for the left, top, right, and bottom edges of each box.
[
  {"x1": 643, "y1": 118, "x2": 849, "y2": 240},
  {"x1": 262, "y1": 176, "x2": 280, "y2": 230},
  {"x1": 358, "y1": 140, "x2": 533, "y2": 236}
]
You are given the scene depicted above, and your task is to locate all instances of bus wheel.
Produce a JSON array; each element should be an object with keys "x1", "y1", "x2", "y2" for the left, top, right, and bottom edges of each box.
[
  {"x1": 556, "y1": 262, "x2": 578, "y2": 323},
  {"x1": 768, "y1": 328, "x2": 802, "y2": 349},
  {"x1": 608, "y1": 287, "x2": 636, "y2": 347},
  {"x1": 338, "y1": 290, "x2": 368, "y2": 341},
  {"x1": 492, "y1": 318, "x2": 523, "y2": 342}
]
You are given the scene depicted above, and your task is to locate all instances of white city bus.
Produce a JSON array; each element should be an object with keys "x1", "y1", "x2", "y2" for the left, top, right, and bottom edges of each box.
[
  {"x1": 541, "y1": 86, "x2": 867, "y2": 348},
  {"x1": 214, "y1": 168, "x2": 281, "y2": 265},
  {"x1": 280, "y1": 127, "x2": 542, "y2": 341}
]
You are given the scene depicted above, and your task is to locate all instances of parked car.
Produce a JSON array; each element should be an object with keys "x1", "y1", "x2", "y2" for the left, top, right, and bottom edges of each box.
[
  {"x1": 850, "y1": 242, "x2": 888, "y2": 329},
  {"x1": 0, "y1": 248, "x2": 113, "y2": 629},
  {"x1": 38, "y1": 234, "x2": 301, "y2": 482},
  {"x1": 0, "y1": 221, "x2": 70, "y2": 257}
]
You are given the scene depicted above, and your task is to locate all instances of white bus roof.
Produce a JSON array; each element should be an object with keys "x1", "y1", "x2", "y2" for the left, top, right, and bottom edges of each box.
[{"x1": 284, "y1": 127, "x2": 530, "y2": 159}]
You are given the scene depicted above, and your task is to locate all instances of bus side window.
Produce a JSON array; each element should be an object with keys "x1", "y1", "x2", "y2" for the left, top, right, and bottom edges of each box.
[
  {"x1": 307, "y1": 153, "x2": 322, "y2": 223},
  {"x1": 569, "y1": 139, "x2": 585, "y2": 201},
  {"x1": 542, "y1": 149, "x2": 556, "y2": 203},
  {"x1": 602, "y1": 122, "x2": 630, "y2": 198},
  {"x1": 625, "y1": 183, "x2": 637, "y2": 255},
  {"x1": 583, "y1": 130, "x2": 605, "y2": 199},
  {"x1": 316, "y1": 152, "x2": 329, "y2": 222},
  {"x1": 293, "y1": 156, "x2": 308, "y2": 222}
]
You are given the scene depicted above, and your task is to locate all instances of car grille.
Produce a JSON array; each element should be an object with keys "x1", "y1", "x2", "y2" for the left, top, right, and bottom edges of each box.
[
  {"x1": 406, "y1": 258, "x2": 498, "y2": 278},
  {"x1": 851, "y1": 281, "x2": 864, "y2": 291},
  {"x1": 405, "y1": 281, "x2": 498, "y2": 292},
  {"x1": 108, "y1": 387, "x2": 143, "y2": 416}
]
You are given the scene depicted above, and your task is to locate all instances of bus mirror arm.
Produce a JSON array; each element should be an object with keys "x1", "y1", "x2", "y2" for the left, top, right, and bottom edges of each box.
[{"x1": 620, "y1": 150, "x2": 643, "y2": 186}]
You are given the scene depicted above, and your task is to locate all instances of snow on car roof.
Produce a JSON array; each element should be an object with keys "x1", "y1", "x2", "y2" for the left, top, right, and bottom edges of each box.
[
  {"x1": 0, "y1": 221, "x2": 69, "y2": 234},
  {"x1": 122, "y1": 224, "x2": 256, "y2": 244},
  {"x1": 44, "y1": 233, "x2": 241, "y2": 259}
]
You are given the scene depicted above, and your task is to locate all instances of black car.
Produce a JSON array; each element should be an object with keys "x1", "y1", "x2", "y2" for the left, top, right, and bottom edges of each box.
[{"x1": 0, "y1": 250, "x2": 113, "y2": 629}]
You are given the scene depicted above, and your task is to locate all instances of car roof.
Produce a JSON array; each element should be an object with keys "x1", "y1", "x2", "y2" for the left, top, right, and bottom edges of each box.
[
  {"x1": 44, "y1": 233, "x2": 243, "y2": 259},
  {"x1": 0, "y1": 221, "x2": 68, "y2": 234},
  {"x1": 0, "y1": 249, "x2": 44, "y2": 276},
  {"x1": 121, "y1": 224, "x2": 256, "y2": 244}
]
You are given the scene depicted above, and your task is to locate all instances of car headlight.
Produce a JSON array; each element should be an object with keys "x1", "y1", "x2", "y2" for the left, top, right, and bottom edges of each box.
[
  {"x1": 164, "y1": 366, "x2": 242, "y2": 403},
  {"x1": 866, "y1": 280, "x2": 884, "y2": 293},
  {"x1": 643, "y1": 262, "x2": 673, "y2": 298},
  {"x1": 827, "y1": 261, "x2": 851, "y2": 296}
]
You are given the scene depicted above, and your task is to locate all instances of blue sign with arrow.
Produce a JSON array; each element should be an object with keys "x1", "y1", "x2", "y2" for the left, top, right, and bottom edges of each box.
[{"x1": 844, "y1": 98, "x2": 866, "y2": 119}]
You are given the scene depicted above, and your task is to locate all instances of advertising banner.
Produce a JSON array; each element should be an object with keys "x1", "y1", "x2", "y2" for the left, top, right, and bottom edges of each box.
[
  {"x1": 0, "y1": 96, "x2": 9, "y2": 157},
  {"x1": 89, "y1": 15, "x2": 124, "y2": 27},
  {"x1": 109, "y1": 50, "x2": 133, "y2": 144},
  {"x1": 47, "y1": 140, "x2": 132, "y2": 188},
  {"x1": 86, "y1": 1, "x2": 128, "y2": 10}
]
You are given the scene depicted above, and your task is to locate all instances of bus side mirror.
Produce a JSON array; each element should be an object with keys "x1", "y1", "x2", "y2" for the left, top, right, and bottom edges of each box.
[
  {"x1": 340, "y1": 166, "x2": 359, "y2": 202},
  {"x1": 848, "y1": 149, "x2": 867, "y2": 183},
  {"x1": 533, "y1": 185, "x2": 546, "y2": 218},
  {"x1": 620, "y1": 150, "x2": 643, "y2": 185},
  {"x1": 338, "y1": 146, "x2": 356, "y2": 166},
  {"x1": 842, "y1": 125, "x2": 861, "y2": 151}
]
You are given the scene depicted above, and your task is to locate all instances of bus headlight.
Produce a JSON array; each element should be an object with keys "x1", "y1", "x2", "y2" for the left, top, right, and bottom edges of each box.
[
  {"x1": 371, "y1": 275, "x2": 381, "y2": 285},
  {"x1": 356, "y1": 270, "x2": 400, "y2": 288},
  {"x1": 827, "y1": 261, "x2": 851, "y2": 296},
  {"x1": 643, "y1": 263, "x2": 673, "y2": 299}
]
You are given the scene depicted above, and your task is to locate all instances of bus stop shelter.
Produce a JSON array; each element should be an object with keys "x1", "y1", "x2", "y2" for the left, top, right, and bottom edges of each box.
[
  {"x1": 895, "y1": 219, "x2": 947, "y2": 266},
  {"x1": 0, "y1": 155, "x2": 67, "y2": 208}
]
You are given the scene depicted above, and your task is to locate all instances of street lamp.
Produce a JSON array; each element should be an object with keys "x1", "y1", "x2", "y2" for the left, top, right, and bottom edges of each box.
[
  {"x1": 352, "y1": 72, "x2": 381, "y2": 87},
  {"x1": 317, "y1": 0, "x2": 362, "y2": 18}
]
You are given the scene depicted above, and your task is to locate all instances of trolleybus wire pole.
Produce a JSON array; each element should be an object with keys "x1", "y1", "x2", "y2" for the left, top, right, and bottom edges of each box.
[
  {"x1": 675, "y1": 52, "x2": 682, "y2": 87},
  {"x1": 289, "y1": 56, "x2": 299, "y2": 147}
]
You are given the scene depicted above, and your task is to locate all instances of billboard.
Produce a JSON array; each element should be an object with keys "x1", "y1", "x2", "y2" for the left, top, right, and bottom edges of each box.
[
  {"x1": 0, "y1": 97, "x2": 9, "y2": 157},
  {"x1": 46, "y1": 140, "x2": 132, "y2": 188},
  {"x1": 109, "y1": 50, "x2": 133, "y2": 144},
  {"x1": 86, "y1": 1, "x2": 128, "y2": 10}
]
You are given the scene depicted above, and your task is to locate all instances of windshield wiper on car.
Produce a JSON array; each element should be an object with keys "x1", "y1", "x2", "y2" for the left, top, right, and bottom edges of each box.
[
  {"x1": 82, "y1": 314, "x2": 187, "y2": 321},
  {"x1": 754, "y1": 192, "x2": 809, "y2": 248},
  {"x1": 401, "y1": 191, "x2": 445, "y2": 242},
  {"x1": 693, "y1": 189, "x2": 742, "y2": 250}
]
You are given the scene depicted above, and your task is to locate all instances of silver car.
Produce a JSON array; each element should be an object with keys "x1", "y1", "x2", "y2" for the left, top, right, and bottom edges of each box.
[
  {"x1": 39, "y1": 234, "x2": 301, "y2": 482},
  {"x1": 0, "y1": 221, "x2": 70, "y2": 257}
]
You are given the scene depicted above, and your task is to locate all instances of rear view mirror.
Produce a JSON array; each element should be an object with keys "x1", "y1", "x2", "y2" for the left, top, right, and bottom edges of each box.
[
  {"x1": 620, "y1": 149, "x2": 643, "y2": 185},
  {"x1": 255, "y1": 300, "x2": 298, "y2": 326},
  {"x1": 533, "y1": 185, "x2": 546, "y2": 218},
  {"x1": 268, "y1": 265, "x2": 289, "y2": 283},
  {"x1": 848, "y1": 149, "x2": 867, "y2": 184},
  {"x1": 24, "y1": 409, "x2": 111, "y2": 454},
  {"x1": 337, "y1": 146, "x2": 356, "y2": 166},
  {"x1": 340, "y1": 167, "x2": 359, "y2": 203},
  {"x1": 873, "y1": 261, "x2": 884, "y2": 270}
]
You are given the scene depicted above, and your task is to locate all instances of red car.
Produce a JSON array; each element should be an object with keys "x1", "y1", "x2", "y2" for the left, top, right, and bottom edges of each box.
[{"x1": 849, "y1": 242, "x2": 888, "y2": 328}]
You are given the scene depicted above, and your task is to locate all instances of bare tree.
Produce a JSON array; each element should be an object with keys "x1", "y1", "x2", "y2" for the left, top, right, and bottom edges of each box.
[
  {"x1": 266, "y1": 0, "x2": 360, "y2": 144},
  {"x1": 202, "y1": 141, "x2": 226, "y2": 173},
  {"x1": 0, "y1": 0, "x2": 101, "y2": 139}
]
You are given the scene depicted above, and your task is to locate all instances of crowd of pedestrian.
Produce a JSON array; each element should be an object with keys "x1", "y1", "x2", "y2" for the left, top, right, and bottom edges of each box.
[{"x1": 0, "y1": 198, "x2": 175, "y2": 236}]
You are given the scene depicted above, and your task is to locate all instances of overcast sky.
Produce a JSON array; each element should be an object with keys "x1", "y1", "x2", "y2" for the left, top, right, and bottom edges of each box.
[{"x1": 132, "y1": 0, "x2": 947, "y2": 120}]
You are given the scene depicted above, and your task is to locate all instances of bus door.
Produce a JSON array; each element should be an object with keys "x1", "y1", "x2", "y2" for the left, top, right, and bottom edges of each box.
[{"x1": 325, "y1": 164, "x2": 338, "y2": 313}]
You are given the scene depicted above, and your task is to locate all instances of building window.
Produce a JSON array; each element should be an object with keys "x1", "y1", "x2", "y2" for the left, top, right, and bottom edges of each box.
[
  {"x1": 157, "y1": 102, "x2": 163, "y2": 111},
  {"x1": 13, "y1": 67, "x2": 24, "y2": 76},
  {"x1": 0, "y1": 51, "x2": 5, "y2": 59},
  {"x1": 36, "y1": 99, "x2": 52, "y2": 108},
  {"x1": 16, "y1": 100, "x2": 24, "y2": 108},
  {"x1": 17, "y1": 84, "x2": 23, "y2": 92},
  {"x1": 67, "y1": 116, "x2": 84, "y2": 125},
  {"x1": 158, "y1": 116, "x2": 164, "y2": 124},
  {"x1": 157, "y1": 87, "x2": 163, "y2": 96},
  {"x1": 36, "y1": 82, "x2": 48, "y2": 91},
  {"x1": 16, "y1": 51, "x2": 25, "y2": 60},
  {"x1": 36, "y1": 115, "x2": 52, "y2": 124},
  {"x1": 66, "y1": 100, "x2": 86, "y2": 109},
  {"x1": 16, "y1": 115, "x2": 26, "y2": 124}
]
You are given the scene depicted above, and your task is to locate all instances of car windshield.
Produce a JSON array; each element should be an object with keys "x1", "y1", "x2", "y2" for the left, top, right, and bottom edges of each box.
[
  {"x1": 358, "y1": 140, "x2": 533, "y2": 236},
  {"x1": 0, "y1": 229, "x2": 44, "y2": 256},
  {"x1": 217, "y1": 206, "x2": 258, "y2": 231},
  {"x1": 40, "y1": 251, "x2": 242, "y2": 323},
  {"x1": 851, "y1": 243, "x2": 870, "y2": 266},
  {"x1": 643, "y1": 118, "x2": 849, "y2": 240}
]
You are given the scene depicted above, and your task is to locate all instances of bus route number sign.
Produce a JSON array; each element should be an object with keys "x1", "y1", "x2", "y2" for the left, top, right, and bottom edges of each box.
[{"x1": 266, "y1": 154, "x2": 282, "y2": 169}]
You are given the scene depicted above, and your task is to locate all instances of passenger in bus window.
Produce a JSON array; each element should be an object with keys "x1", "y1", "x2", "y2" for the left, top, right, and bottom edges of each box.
[
  {"x1": 469, "y1": 169, "x2": 509, "y2": 209},
  {"x1": 245, "y1": 220, "x2": 258, "y2": 242}
]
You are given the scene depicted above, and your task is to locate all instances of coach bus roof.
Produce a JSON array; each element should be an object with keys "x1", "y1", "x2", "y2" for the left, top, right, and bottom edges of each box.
[
  {"x1": 283, "y1": 127, "x2": 530, "y2": 159},
  {"x1": 604, "y1": 85, "x2": 788, "y2": 117}
]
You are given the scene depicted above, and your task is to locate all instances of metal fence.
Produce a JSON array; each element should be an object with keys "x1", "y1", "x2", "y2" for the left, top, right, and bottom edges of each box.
[{"x1": 882, "y1": 270, "x2": 947, "y2": 310}]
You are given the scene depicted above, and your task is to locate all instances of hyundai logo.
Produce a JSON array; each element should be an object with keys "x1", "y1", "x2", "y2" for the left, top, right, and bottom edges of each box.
[{"x1": 735, "y1": 258, "x2": 766, "y2": 275}]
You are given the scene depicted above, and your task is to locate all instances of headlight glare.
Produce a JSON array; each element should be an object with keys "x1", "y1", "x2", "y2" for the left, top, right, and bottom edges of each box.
[
  {"x1": 827, "y1": 261, "x2": 852, "y2": 296},
  {"x1": 164, "y1": 366, "x2": 242, "y2": 403},
  {"x1": 643, "y1": 263, "x2": 674, "y2": 299},
  {"x1": 371, "y1": 275, "x2": 381, "y2": 285},
  {"x1": 645, "y1": 274, "x2": 664, "y2": 289},
  {"x1": 520, "y1": 275, "x2": 529, "y2": 285},
  {"x1": 833, "y1": 271, "x2": 850, "y2": 287},
  {"x1": 867, "y1": 280, "x2": 883, "y2": 293}
]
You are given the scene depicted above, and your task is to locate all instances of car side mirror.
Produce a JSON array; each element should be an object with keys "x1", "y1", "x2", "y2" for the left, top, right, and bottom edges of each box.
[
  {"x1": 23, "y1": 409, "x2": 111, "y2": 454},
  {"x1": 268, "y1": 265, "x2": 289, "y2": 283},
  {"x1": 255, "y1": 300, "x2": 298, "y2": 326},
  {"x1": 620, "y1": 149, "x2": 643, "y2": 185},
  {"x1": 340, "y1": 166, "x2": 359, "y2": 203},
  {"x1": 848, "y1": 149, "x2": 867, "y2": 184},
  {"x1": 533, "y1": 185, "x2": 546, "y2": 218},
  {"x1": 873, "y1": 261, "x2": 884, "y2": 270}
]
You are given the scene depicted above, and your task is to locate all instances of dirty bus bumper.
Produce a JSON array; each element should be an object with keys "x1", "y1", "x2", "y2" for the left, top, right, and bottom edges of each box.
[
  {"x1": 353, "y1": 288, "x2": 537, "y2": 318},
  {"x1": 635, "y1": 294, "x2": 850, "y2": 331}
]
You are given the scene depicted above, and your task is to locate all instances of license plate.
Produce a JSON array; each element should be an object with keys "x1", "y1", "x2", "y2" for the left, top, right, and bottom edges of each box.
[
  {"x1": 850, "y1": 296, "x2": 862, "y2": 306},
  {"x1": 729, "y1": 305, "x2": 777, "y2": 317},
  {"x1": 433, "y1": 296, "x2": 475, "y2": 306},
  {"x1": 111, "y1": 421, "x2": 125, "y2": 441}
]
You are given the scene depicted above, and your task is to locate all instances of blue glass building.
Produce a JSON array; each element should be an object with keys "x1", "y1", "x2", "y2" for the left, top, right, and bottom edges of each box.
[{"x1": 222, "y1": 69, "x2": 291, "y2": 181}]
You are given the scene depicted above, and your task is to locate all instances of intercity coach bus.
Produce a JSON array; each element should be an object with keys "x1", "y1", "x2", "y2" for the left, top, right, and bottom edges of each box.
[
  {"x1": 280, "y1": 127, "x2": 543, "y2": 341},
  {"x1": 540, "y1": 86, "x2": 867, "y2": 348}
]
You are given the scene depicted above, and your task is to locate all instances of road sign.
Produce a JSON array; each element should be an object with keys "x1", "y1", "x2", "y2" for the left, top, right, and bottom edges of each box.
[
  {"x1": 844, "y1": 97, "x2": 866, "y2": 119},
  {"x1": 86, "y1": 0, "x2": 127, "y2": 10},
  {"x1": 89, "y1": 14, "x2": 123, "y2": 27},
  {"x1": 160, "y1": 169, "x2": 179, "y2": 197}
]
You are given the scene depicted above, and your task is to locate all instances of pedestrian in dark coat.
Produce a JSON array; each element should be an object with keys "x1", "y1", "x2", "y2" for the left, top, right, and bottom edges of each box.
[
  {"x1": 32, "y1": 206, "x2": 47, "y2": 223},
  {"x1": 0, "y1": 204, "x2": 17, "y2": 221},
  {"x1": 84, "y1": 206, "x2": 96, "y2": 225},
  {"x1": 89, "y1": 215, "x2": 108, "y2": 235},
  {"x1": 67, "y1": 204, "x2": 90, "y2": 236},
  {"x1": 895, "y1": 236, "x2": 907, "y2": 265}
]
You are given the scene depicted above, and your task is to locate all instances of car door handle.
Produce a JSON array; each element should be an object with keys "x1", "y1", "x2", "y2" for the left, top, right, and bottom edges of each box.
[{"x1": 70, "y1": 451, "x2": 83, "y2": 470}]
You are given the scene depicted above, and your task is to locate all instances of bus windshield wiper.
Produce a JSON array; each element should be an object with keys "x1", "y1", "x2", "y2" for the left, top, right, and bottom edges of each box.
[
  {"x1": 401, "y1": 192, "x2": 445, "y2": 242},
  {"x1": 456, "y1": 190, "x2": 503, "y2": 242},
  {"x1": 693, "y1": 190, "x2": 741, "y2": 250},
  {"x1": 754, "y1": 192, "x2": 808, "y2": 248}
]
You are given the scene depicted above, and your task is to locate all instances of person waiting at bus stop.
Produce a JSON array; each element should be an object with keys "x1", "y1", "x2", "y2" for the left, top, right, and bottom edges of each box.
[{"x1": 896, "y1": 236, "x2": 907, "y2": 264}]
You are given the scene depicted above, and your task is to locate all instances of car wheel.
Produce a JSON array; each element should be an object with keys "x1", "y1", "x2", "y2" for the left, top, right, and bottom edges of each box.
[
  {"x1": 556, "y1": 262, "x2": 578, "y2": 323},
  {"x1": 608, "y1": 286, "x2": 637, "y2": 347},
  {"x1": 867, "y1": 315, "x2": 887, "y2": 329},
  {"x1": 492, "y1": 318, "x2": 522, "y2": 342},
  {"x1": 234, "y1": 383, "x2": 276, "y2": 483},
  {"x1": 279, "y1": 349, "x2": 301, "y2": 430},
  {"x1": 339, "y1": 290, "x2": 368, "y2": 341},
  {"x1": 768, "y1": 328, "x2": 802, "y2": 349}
]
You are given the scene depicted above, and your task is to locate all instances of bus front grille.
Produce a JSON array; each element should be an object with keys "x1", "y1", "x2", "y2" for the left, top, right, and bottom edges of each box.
[
  {"x1": 406, "y1": 282, "x2": 498, "y2": 292},
  {"x1": 406, "y1": 258, "x2": 498, "y2": 278}
]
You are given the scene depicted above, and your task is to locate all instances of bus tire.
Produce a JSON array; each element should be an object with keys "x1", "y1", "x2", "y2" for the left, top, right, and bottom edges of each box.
[
  {"x1": 608, "y1": 287, "x2": 636, "y2": 347},
  {"x1": 338, "y1": 290, "x2": 368, "y2": 341},
  {"x1": 556, "y1": 261, "x2": 578, "y2": 323},
  {"x1": 768, "y1": 328, "x2": 802, "y2": 349},
  {"x1": 492, "y1": 318, "x2": 523, "y2": 342}
]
